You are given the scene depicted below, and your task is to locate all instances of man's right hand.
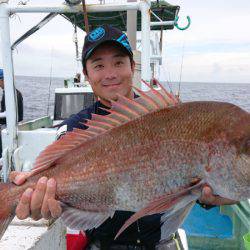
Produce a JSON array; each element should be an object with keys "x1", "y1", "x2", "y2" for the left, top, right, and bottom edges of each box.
[{"x1": 9, "y1": 171, "x2": 62, "y2": 220}]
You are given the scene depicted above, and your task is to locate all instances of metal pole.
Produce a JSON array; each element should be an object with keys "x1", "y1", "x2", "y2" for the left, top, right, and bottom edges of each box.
[
  {"x1": 139, "y1": 1, "x2": 151, "y2": 90},
  {"x1": 150, "y1": 21, "x2": 175, "y2": 27},
  {"x1": 9, "y1": 3, "x2": 139, "y2": 13},
  {"x1": 81, "y1": 0, "x2": 89, "y2": 33},
  {"x1": 126, "y1": 0, "x2": 137, "y2": 50},
  {"x1": 0, "y1": 2, "x2": 18, "y2": 168}
]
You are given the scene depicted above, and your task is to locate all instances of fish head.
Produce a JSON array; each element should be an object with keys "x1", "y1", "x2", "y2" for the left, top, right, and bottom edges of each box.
[
  {"x1": 232, "y1": 133, "x2": 250, "y2": 200},
  {"x1": 221, "y1": 106, "x2": 250, "y2": 200},
  {"x1": 205, "y1": 103, "x2": 250, "y2": 201}
]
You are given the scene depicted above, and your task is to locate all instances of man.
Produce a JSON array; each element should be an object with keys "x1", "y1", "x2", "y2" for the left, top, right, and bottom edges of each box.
[
  {"x1": 10, "y1": 25, "x2": 236, "y2": 249},
  {"x1": 0, "y1": 69, "x2": 23, "y2": 157}
]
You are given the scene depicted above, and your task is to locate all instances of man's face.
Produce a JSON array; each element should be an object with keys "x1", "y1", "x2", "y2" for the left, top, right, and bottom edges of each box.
[{"x1": 85, "y1": 43, "x2": 135, "y2": 106}]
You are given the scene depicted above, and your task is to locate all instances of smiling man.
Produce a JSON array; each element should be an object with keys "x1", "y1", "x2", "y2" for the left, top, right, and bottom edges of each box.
[
  {"x1": 10, "y1": 25, "x2": 236, "y2": 250},
  {"x1": 84, "y1": 43, "x2": 134, "y2": 105}
]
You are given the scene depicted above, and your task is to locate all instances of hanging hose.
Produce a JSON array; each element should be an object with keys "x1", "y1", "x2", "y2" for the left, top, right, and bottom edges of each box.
[{"x1": 73, "y1": 18, "x2": 79, "y2": 61}]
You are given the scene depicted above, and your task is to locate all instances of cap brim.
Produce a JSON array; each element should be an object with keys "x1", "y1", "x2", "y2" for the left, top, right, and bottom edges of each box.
[{"x1": 84, "y1": 40, "x2": 133, "y2": 62}]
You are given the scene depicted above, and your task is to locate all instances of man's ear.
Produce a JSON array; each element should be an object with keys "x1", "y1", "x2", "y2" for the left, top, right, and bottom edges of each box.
[
  {"x1": 131, "y1": 60, "x2": 135, "y2": 75},
  {"x1": 83, "y1": 69, "x2": 89, "y2": 81}
]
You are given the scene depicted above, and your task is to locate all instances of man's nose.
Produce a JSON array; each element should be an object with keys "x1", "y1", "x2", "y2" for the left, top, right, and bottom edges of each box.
[{"x1": 104, "y1": 65, "x2": 117, "y2": 79}]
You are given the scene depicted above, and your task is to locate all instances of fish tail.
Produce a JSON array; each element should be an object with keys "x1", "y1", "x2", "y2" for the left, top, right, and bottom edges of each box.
[{"x1": 0, "y1": 182, "x2": 16, "y2": 240}]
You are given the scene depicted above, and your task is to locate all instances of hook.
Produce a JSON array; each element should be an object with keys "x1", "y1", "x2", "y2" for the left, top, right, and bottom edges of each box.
[{"x1": 174, "y1": 16, "x2": 191, "y2": 31}]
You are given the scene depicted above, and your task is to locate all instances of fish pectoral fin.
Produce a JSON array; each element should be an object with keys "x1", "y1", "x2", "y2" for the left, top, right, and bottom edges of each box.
[
  {"x1": 115, "y1": 180, "x2": 203, "y2": 240},
  {"x1": 61, "y1": 205, "x2": 115, "y2": 231}
]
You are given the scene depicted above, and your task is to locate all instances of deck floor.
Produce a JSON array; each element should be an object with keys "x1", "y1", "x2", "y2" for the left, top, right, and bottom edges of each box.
[{"x1": 0, "y1": 218, "x2": 48, "y2": 250}]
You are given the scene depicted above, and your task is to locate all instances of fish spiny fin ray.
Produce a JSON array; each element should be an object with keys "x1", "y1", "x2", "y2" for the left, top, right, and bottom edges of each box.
[{"x1": 31, "y1": 81, "x2": 179, "y2": 176}]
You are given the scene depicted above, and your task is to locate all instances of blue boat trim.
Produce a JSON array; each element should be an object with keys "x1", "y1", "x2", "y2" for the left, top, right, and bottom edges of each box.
[{"x1": 182, "y1": 204, "x2": 233, "y2": 239}]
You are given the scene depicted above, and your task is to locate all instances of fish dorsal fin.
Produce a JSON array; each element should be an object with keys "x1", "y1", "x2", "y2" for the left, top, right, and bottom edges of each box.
[{"x1": 31, "y1": 81, "x2": 179, "y2": 175}]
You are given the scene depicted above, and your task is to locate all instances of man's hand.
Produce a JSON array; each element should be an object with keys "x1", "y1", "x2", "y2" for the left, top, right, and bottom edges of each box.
[
  {"x1": 9, "y1": 171, "x2": 62, "y2": 220},
  {"x1": 199, "y1": 185, "x2": 237, "y2": 206}
]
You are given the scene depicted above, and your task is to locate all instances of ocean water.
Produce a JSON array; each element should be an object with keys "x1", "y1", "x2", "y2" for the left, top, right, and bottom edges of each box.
[{"x1": 13, "y1": 75, "x2": 250, "y2": 122}]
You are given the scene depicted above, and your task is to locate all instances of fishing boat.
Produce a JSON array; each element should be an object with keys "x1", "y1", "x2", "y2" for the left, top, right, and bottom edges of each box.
[{"x1": 0, "y1": 1, "x2": 249, "y2": 249}]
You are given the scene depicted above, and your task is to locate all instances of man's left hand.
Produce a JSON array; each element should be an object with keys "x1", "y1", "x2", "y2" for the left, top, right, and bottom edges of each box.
[{"x1": 199, "y1": 185, "x2": 237, "y2": 206}]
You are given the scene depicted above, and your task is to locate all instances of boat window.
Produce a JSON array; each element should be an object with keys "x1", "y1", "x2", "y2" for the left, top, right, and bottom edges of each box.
[{"x1": 54, "y1": 92, "x2": 95, "y2": 120}]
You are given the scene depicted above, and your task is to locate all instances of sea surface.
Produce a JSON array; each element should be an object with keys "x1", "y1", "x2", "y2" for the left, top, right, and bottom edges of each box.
[{"x1": 10, "y1": 75, "x2": 250, "y2": 122}]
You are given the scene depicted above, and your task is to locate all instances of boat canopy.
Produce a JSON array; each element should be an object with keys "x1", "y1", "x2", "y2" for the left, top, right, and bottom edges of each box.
[
  {"x1": 61, "y1": 1, "x2": 180, "y2": 31},
  {"x1": 11, "y1": 1, "x2": 180, "y2": 50}
]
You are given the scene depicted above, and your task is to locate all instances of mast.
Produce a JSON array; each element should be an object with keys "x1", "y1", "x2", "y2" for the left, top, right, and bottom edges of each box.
[{"x1": 139, "y1": 0, "x2": 151, "y2": 89}]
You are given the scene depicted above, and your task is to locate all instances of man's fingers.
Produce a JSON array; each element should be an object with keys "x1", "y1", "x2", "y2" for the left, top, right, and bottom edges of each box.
[
  {"x1": 203, "y1": 186, "x2": 214, "y2": 201},
  {"x1": 199, "y1": 186, "x2": 215, "y2": 205},
  {"x1": 16, "y1": 188, "x2": 33, "y2": 220},
  {"x1": 200, "y1": 186, "x2": 237, "y2": 206},
  {"x1": 48, "y1": 199, "x2": 62, "y2": 219},
  {"x1": 9, "y1": 171, "x2": 29, "y2": 185},
  {"x1": 9, "y1": 171, "x2": 18, "y2": 182},
  {"x1": 41, "y1": 178, "x2": 57, "y2": 219},
  {"x1": 30, "y1": 177, "x2": 48, "y2": 220}
]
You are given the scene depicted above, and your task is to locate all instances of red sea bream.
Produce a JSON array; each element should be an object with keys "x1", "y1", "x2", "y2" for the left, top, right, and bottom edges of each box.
[{"x1": 0, "y1": 83, "x2": 249, "y2": 240}]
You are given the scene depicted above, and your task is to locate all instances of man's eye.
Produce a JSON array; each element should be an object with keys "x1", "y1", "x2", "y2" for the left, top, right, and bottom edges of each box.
[
  {"x1": 94, "y1": 65, "x2": 103, "y2": 70},
  {"x1": 115, "y1": 61, "x2": 124, "y2": 66}
]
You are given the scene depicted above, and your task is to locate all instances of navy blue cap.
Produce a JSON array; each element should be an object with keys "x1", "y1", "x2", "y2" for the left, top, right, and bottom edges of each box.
[
  {"x1": 82, "y1": 25, "x2": 133, "y2": 69},
  {"x1": 0, "y1": 68, "x2": 3, "y2": 79}
]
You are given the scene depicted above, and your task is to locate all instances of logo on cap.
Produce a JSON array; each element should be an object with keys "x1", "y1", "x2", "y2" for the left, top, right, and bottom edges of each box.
[
  {"x1": 116, "y1": 34, "x2": 132, "y2": 52},
  {"x1": 88, "y1": 27, "x2": 105, "y2": 42}
]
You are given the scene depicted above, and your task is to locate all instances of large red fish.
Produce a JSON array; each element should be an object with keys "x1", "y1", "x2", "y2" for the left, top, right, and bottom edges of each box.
[{"x1": 0, "y1": 83, "x2": 249, "y2": 240}]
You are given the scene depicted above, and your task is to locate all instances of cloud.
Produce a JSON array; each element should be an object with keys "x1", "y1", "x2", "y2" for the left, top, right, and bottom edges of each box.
[
  {"x1": 161, "y1": 48, "x2": 250, "y2": 83},
  {"x1": 1, "y1": 0, "x2": 250, "y2": 83}
]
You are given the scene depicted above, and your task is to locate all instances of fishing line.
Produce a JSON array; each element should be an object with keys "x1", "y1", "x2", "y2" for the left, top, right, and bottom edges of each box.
[
  {"x1": 46, "y1": 47, "x2": 54, "y2": 117},
  {"x1": 159, "y1": 63, "x2": 174, "y2": 94},
  {"x1": 157, "y1": 29, "x2": 174, "y2": 94},
  {"x1": 178, "y1": 40, "x2": 185, "y2": 98}
]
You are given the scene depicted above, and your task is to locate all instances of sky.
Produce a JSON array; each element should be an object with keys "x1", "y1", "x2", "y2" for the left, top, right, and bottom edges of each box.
[{"x1": 0, "y1": 0, "x2": 250, "y2": 83}]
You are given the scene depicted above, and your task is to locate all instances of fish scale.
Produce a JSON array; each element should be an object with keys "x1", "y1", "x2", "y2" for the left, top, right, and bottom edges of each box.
[{"x1": 0, "y1": 84, "x2": 249, "y2": 241}]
